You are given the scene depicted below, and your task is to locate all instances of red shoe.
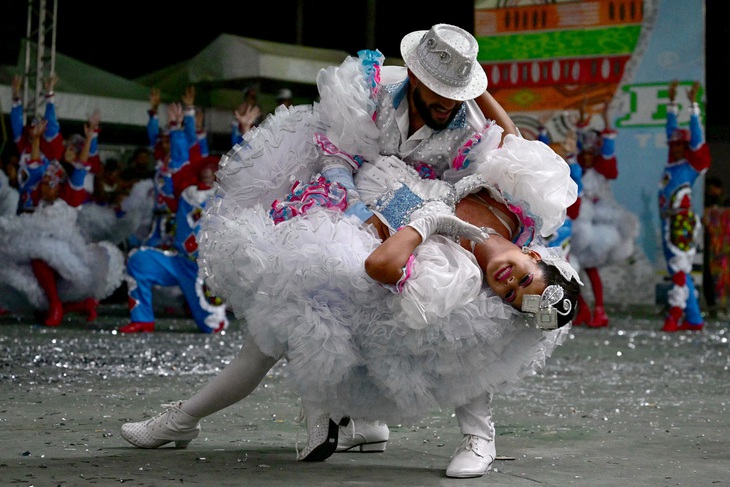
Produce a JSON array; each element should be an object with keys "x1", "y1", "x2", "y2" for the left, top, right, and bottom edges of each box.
[
  {"x1": 662, "y1": 306, "x2": 684, "y2": 332},
  {"x1": 63, "y1": 298, "x2": 99, "y2": 322},
  {"x1": 118, "y1": 322, "x2": 155, "y2": 333},
  {"x1": 572, "y1": 303, "x2": 591, "y2": 326},
  {"x1": 586, "y1": 305, "x2": 609, "y2": 328},
  {"x1": 85, "y1": 298, "x2": 99, "y2": 322},
  {"x1": 678, "y1": 320, "x2": 704, "y2": 331},
  {"x1": 44, "y1": 301, "x2": 64, "y2": 327}
]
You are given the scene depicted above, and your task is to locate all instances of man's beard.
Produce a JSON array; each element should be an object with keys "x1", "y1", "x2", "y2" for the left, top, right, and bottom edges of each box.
[{"x1": 413, "y1": 86, "x2": 460, "y2": 131}]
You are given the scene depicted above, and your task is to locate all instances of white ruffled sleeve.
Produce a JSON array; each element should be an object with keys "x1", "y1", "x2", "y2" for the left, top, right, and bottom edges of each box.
[{"x1": 469, "y1": 134, "x2": 578, "y2": 236}]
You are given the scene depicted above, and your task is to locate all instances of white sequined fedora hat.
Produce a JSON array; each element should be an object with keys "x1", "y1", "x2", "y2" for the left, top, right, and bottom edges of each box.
[{"x1": 400, "y1": 24, "x2": 487, "y2": 102}]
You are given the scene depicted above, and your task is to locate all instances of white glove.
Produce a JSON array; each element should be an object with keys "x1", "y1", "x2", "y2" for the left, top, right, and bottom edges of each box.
[
  {"x1": 407, "y1": 214, "x2": 489, "y2": 243},
  {"x1": 453, "y1": 174, "x2": 488, "y2": 202}
]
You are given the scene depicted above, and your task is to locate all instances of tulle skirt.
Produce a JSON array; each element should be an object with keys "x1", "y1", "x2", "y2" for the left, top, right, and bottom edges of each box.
[
  {"x1": 0, "y1": 170, "x2": 19, "y2": 217},
  {"x1": 199, "y1": 106, "x2": 570, "y2": 425},
  {"x1": 570, "y1": 170, "x2": 639, "y2": 268},
  {"x1": 0, "y1": 201, "x2": 124, "y2": 312}
]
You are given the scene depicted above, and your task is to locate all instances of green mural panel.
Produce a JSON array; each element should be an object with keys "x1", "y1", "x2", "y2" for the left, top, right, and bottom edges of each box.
[{"x1": 477, "y1": 25, "x2": 642, "y2": 61}]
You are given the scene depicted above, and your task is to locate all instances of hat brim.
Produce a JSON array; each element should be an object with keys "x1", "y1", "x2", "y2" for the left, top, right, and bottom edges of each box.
[{"x1": 400, "y1": 30, "x2": 488, "y2": 102}]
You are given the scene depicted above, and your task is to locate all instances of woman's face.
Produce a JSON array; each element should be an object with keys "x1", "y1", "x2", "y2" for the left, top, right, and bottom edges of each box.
[
  {"x1": 64, "y1": 145, "x2": 79, "y2": 163},
  {"x1": 484, "y1": 246, "x2": 546, "y2": 310}
]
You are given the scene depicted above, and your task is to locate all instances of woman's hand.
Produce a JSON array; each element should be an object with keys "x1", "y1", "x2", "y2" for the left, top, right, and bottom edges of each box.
[{"x1": 365, "y1": 214, "x2": 391, "y2": 241}]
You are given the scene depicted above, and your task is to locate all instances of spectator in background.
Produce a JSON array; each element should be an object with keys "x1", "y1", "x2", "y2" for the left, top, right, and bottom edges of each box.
[
  {"x1": 570, "y1": 97, "x2": 639, "y2": 328},
  {"x1": 121, "y1": 146, "x2": 154, "y2": 185},
  {"x1": 0, "y1": 118, "x2": 125, "y2": 326},
  {"x1": 659, "y1": 80, "x2": 712, "y2": 332},
  {"x1": 93, "y1": 158, "x2": 125, "y2": 208},
  {"x1": 11, "y1": 74, "x2": 99, "y2": 214},
  {"x1": 0, "y1": 150, "x2": 20, "y2": 217},
  {"x1": 231, "y1": 84, "x2": 263, "y2": 147},
  {"x1": 118, "y1": 103, "x2": 228, "y2": 334},
  {"x1": 11, "y1": 73, "x2": 64, "y2": 213},
  {"x1": 1, "y1": 144, "x2": 20, "y2": 191},
  {"x1": 59, "y1": 109, "x2": 102, "y2": 207},
  {"x1": 704, "y1": 176, "x2": 727, "y2": 207},
  {"x1": 276, "y1": 88, "x2": 293, "y2": 108},
  {"x1": 537, "y1": 125, "x2": 583, "y2": 263},
  {"x1": 702, "y1": 176, "x2": 727, "y2": 317},
  {"x1": 141, "y1": 99, "x2": 187, "y2": 249},
  {"x1": 178, "y1": 85, "x2": 210, "y2": 161}
]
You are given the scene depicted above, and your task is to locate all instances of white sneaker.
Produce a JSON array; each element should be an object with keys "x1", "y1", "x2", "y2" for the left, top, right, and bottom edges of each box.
[
  {"x1": 336, "y1": 418, "x2": 389, "y2": 452},
  {"x1": 121, "y1": 401, "x2": 200, "y2": 449},
  {"x1": 445, "y1": 434, "x2": 496, "y2": 478}
]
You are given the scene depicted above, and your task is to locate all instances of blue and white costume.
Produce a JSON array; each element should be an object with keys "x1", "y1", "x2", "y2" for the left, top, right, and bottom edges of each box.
[
  {"x1": 198, "y1": 51, "x2": 576, "y2": 424},
  {"x1": 659, "y1": 100, "x2": 711, "y2": 326},
  {"x1": 126, "y1": 123, "x2": 229, "y2": 334}
]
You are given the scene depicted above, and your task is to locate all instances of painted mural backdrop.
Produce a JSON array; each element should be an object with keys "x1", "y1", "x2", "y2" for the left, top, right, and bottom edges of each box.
[{"x1": 474, "y1": 0, "x2": 706, "y2": 267}]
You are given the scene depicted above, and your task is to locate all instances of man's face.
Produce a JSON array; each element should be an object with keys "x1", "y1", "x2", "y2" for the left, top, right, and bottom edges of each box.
[
  {"x1": 160, "y1": 135, "x2": 171, "y2": 154},
  {"x1": 412, "y1": 82, "x2": 462, "y2": 131},
  {"x1": 40, "y1": 175, "x2": 60, "y2": 202},
  {"x1": 581, "y1": 149, "x2": 596, "y2": 168},
  {"x1": 135, "y1": 151, "x2": 150, "y2": 167},
  {"x1": 669, "y1": 141, "x2": 687, "y2": 160},
  {"x1": 200, "y1": 167, "x2": 215, "y2": 186}
]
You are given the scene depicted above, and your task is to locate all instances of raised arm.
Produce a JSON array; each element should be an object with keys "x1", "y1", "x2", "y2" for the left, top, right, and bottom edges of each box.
[
  {"x1": 148, "y1": 87, "x2": 161, "y2": 147},
  {"x1": 79, "y1": 110, "x2": 101, "y2": 164},
  {"x1": 474, "y1": 91, "x2": 518, "y2": 143}
]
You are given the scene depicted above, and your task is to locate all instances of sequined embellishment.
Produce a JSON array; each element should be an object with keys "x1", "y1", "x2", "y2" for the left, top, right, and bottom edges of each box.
[{"x1": 376, "y1": 185, "x2": 423, "y2": 230}]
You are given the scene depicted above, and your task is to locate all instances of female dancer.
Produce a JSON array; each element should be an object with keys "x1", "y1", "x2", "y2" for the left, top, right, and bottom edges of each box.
[
  {"x1": 121, "y1": 40, "x2": 579, "y2": 467},
  {"x1": 0, "y1": 120, "x2": 125, "y2": 324}
]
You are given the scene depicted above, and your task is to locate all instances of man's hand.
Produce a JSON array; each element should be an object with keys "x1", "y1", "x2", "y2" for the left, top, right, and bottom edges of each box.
[
  {"x1": 150, "y1": 87, "x2": 161, "y2": 111},
  {"x1": 12, "y1": 74, "x2": 22, "y2": 99},
  {"x1": 44, "y1": 73, "x2": 58, "y2": 93},
  {"x1": 182, "y1": 86, "x2": 195, "y2": 107},
  {"x1": 686, "y1": 80, "x2": 700, "y2": 104},
  {"x1": 668, "y1": 80, "x2": 678, "y2": 103},
  {"x1": 234, "y1": 103, "x2": 262, "y2": 133}
]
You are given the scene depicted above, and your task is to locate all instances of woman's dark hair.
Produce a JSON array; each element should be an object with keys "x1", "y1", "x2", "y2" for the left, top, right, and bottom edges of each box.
[{"x1": 536, "y1": 260, "x2": 581, "y2": 328}]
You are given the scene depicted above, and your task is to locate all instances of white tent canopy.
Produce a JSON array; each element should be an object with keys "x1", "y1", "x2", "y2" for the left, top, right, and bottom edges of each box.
[
  {"x1": 2, "y1": 35, "x2": 357, "y2": 154},
  {"x1": 136, "y1": 33, "x2": 352, "y2": 95}
]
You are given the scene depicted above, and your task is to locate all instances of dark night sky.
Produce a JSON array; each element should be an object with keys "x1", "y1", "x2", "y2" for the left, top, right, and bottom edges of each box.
[
  {"x1": 1, "y1": 1, "x2": 727, "y2": 138},
  {"x1": 0, "y1": 1, "x2": 474, "y2": 78}
]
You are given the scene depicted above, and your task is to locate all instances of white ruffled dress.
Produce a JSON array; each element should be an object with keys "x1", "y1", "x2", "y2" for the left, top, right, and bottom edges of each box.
[
  {"x1": 0, "y1": 170, "x2": 19, "y2": 217},
  {"x1": 0, "y1": 199, "x2": 125, "y2": 313},
  {"x1": 570, "y1": 168, "x2": 639, "y2": 269},
  {"x1": 198, "y1": 53, "x2": 576, "y2": 424}
]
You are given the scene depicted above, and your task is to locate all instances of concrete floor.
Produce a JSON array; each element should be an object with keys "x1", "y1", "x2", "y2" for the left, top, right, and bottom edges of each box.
[{"x1": 0, "y1": 303, "x2": 728, "y2": 486}]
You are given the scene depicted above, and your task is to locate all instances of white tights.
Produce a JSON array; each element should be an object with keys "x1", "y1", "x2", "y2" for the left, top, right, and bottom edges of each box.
[
  {"x1": 455, "y1": 393, "x2": 495, "y2": 441},
  {"x1": 180, "y1": 336, "x2": 280, "y2": 419},
  {"x1": 179, "y1": 335, "x2": 495, "y2": 443}
]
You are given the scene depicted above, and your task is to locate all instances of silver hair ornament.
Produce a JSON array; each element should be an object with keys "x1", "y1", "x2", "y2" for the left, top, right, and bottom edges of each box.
[
  {"x1": 532, "y1": 245, "x2": 583, "y2": 285},
  {"x1": 521, "y1": 244, "x2": 580, "y2": 329}
]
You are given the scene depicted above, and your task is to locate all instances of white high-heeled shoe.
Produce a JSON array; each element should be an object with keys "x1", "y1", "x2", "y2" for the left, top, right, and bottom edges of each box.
[{"x1": 121, "y1": 401, "x2": 200, "y2": 449}]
